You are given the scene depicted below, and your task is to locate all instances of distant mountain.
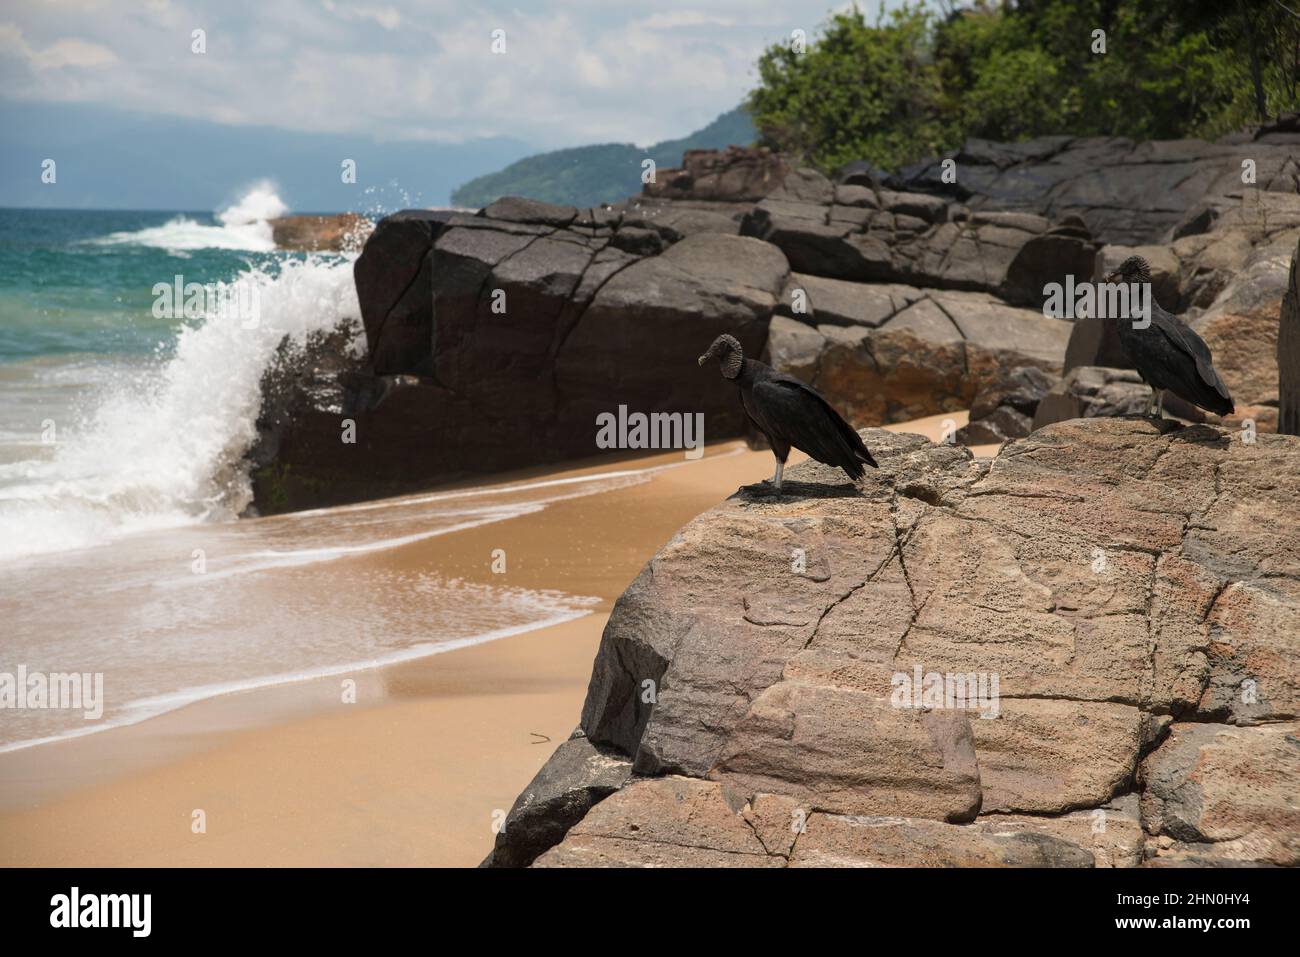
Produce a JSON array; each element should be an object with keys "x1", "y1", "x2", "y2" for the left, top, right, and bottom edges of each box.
[
  {"x1": 0, "y1": 101, "x2": 535, "y2": 211},
  {"x1": 450, "y1": 108, "x2": 756, "y2": 209}
]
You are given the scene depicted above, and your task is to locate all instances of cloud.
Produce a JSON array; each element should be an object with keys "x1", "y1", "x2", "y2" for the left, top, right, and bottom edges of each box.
[
  {"x1": 574, "y1": 51, "x2": 611, "y2": 89},
  {"x1": 635, "y1": 12, "x2": 739, "y2": 30},
  {"x1": 0, "y1": 1, "x2": 895, "y2": 148},
  {"x1": 321, "y1": 1, "x2": 402, "y2": 31},
  {"x1": 0, "y1": 23, "x2": 118, "y2": 71}
]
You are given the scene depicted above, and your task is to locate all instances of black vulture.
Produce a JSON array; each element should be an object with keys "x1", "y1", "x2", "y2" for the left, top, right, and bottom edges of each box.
[
  {"x1": 1105, "y1": 256, "x2": 1234, "y2": 418},
  {"x1": 698, "y1": 334, "x2": 877, "y2": 492}
]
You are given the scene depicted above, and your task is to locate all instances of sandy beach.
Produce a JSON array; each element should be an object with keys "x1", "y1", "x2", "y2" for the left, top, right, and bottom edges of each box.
[{"x1": 0, "y1": 412, "x2": 978, "y2": 867}]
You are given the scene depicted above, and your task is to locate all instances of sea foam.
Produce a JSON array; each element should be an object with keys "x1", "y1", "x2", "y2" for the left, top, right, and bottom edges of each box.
[
  {"x1": 0, "y1": 252, "x2": 361, "y2": 562},
  {"x1": 90, "y1": 180, "x2": 289, "y2": 252}
]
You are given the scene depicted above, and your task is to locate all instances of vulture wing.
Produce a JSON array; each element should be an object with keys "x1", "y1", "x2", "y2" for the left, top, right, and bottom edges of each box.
[
  {"x1": 750, "y1": 376, "x2": 877, "y2": 479},
  {"x1": 1152, "y1": 311, "x2": 1232, "y2": 402}
]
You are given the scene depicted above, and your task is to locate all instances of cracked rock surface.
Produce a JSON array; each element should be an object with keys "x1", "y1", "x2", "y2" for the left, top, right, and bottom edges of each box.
[{"x1": 512, "y1": 417, "x2": 1300, "y2": 866}]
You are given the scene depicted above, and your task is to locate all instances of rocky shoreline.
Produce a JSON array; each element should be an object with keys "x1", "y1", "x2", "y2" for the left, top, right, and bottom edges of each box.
[
  {"x1": 243, "y1": 115, "x2": 1300, "y2": 867},
  {"x1": 248, "y1": 115, "x2": 1299, "y2": 515}
]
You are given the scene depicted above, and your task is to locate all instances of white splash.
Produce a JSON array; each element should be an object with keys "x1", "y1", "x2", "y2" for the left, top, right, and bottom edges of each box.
[
  {"x1": 0, "y1": 256, "x2": 362, "y2": 562},
  {"x1": 91, "y1": 181, "x2": 290, "y2": 252}
]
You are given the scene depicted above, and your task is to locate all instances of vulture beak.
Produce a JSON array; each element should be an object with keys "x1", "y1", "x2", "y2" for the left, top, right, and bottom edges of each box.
[
  {"x1": 697, "y1": 354, "x2": 708, "y2": 366},
  {"x1": 1103, "y1": 271, "x2": 1119, "y2": 284}
]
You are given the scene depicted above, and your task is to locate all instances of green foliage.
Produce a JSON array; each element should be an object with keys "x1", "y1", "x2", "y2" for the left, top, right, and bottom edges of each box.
[
  {"x1": 451, "y1": 109, "x2": 756, "y2": 208},
  {"x1": 749, "y1": 5, "x2": 950, "y2": 171},
  {"x1": 747, "y1": 0, "x2": 1300, "y2": 174}
]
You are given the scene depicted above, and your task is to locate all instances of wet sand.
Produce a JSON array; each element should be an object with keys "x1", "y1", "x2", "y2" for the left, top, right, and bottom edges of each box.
[{"x1": 0, "y1": 412, "x2": 981, "y2": 867}]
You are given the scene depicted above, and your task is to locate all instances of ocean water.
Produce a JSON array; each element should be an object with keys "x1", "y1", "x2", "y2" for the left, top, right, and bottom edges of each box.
[
  {"x1": 0, "y1": 188, "x2": 364, "y2": 559},
  {"x1": 0, "y1": 190, "x2": 626, "y2": 752}
]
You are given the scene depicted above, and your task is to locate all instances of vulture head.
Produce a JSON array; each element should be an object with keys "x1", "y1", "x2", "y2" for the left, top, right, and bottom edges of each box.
[
  {"x1": 698, "y1": 334, "x2": 744, "y2": 380},
  {"x1": 1104, "y1": 255, "x2": 1151, "y2": 285}
]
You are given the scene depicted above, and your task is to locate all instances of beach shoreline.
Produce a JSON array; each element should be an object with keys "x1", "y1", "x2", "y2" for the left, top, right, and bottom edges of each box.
[{"x1": 0, "y1": 413, "x2": 981, "y2": 867}]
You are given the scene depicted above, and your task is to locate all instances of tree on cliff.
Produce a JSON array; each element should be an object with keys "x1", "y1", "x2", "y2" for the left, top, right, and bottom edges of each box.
[{"x1": 747, "y1": 0, "x2": 1300, "y2": 174}]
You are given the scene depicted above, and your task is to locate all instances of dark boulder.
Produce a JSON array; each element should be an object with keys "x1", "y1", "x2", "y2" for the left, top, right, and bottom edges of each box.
[
  {"x1": 253, "y1": 203, "x2": 788, "y2": 513},
  {"x1": 1002, "y1": 225, "x2": 1101, "y2": 309}
]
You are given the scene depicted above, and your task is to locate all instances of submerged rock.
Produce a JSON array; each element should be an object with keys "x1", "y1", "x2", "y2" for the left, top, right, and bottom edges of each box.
[{"x1": 270, "y1": 213, "x2": 372, "y2": 252}]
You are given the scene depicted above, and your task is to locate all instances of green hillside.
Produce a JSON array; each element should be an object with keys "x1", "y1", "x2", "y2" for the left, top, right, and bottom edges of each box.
[{"x1": 450, "y1": 108, "x2": 756, "y2": 209}]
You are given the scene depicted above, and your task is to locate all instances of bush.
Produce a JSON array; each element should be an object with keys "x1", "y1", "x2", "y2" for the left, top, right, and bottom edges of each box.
[{"x1": 748, "y1": 6, "x2": 951, "y2": 172}]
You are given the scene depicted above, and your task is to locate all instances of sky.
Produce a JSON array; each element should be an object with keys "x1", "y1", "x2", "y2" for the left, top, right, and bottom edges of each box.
[{"x1": 0, "y1": 0, "x2": 889, "y2": 209}]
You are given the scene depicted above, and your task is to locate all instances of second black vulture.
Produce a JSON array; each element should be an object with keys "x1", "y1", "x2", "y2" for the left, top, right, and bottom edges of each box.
[
  {"x1": 698, "y1": 334, "x2": 877, "y2": 492},
  {"x1": 1105, "y1": 256, "x2": 1234, "y2": 418}
]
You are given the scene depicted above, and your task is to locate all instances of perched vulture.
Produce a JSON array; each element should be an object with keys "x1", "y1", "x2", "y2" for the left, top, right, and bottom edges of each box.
[
  {"x1": 698, "y1": 334, "x2": 877, "y2": 492},
  {"x1": 1106, "y1": 256, "x2": 1234, "y2": 417}
]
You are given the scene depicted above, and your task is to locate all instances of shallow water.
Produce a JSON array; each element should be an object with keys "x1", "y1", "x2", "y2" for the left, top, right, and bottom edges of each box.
[{"x1": 0, "y1": 461, "x2": 706, "y2": 751}]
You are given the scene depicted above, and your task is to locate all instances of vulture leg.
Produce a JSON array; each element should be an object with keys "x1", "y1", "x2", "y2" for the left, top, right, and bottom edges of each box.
[
  {"x1": 1146, "y1": 386, "x2": 1158, "y2": 417},
  {"x1": 1156, "y1": 391, "x2": 1165, "y2": 419},
  {"x1": 771, "y1": 457, "x2": 785, "y2": 493}
]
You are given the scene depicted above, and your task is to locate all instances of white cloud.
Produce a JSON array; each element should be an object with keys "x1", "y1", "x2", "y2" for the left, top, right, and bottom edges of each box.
[
  {"x1": 0, "y1": 23, "x2": 118, "y2": 71},
  {"x1": 322, "y1": 1, "x2": 402, "y2": 31},
  {"x1": 0, "y1": 1, "x2": 898, "y2": 148},
  {"x1": 575, "y1": 51, "x2": 610, "y2": 89},
  {"x1": 636, "y1": 12, "x2": 738, "y2": 30}
]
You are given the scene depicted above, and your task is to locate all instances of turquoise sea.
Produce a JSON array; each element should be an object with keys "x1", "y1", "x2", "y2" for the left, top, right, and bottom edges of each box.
[
  {"x1": 0, "y1": 191, "x2": 362, "y2": 561},
  {"x1": 0, "y1": 191, "x2": 612, "y2": 754}
]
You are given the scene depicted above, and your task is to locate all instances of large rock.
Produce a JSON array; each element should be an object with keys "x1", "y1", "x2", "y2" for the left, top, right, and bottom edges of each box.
[
  {"x1": 554, "y1": 233, "x2": 787, "y2": 437},
  {"x1": 521, "y1": 417, "x2": 1300, "y2": 866},
  {"x1": 253, "y1": 203, "x2": 787, "y2": 512},
  {"x1": 1191, "y1": 250, "x2": 1287, "y2": 419}
]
